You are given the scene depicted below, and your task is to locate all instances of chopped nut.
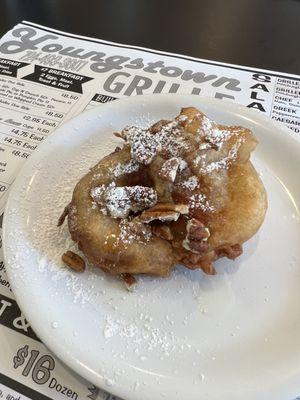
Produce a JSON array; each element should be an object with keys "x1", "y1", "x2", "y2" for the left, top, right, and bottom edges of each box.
[
  {"x1": 180, "y1": 252, "x2": 202, "y2": 268},
  {"x1": 113, "y1": 131, "x2": 125, "y2": 139},
  {"x1": 183, "y1": 238, "x2": 208, "y2": 253},
  {"x1": 57, "y1": 204, "x2": 70, "y2": 227},
  {"x1": 182, "y1": 218, "x2": 210, "y2": 254},
  {"x1": 140, "y1": 210, "x2": 180, "y2": 223},
  {"x1": 121, "y1": 273, "x2": 137, "y2": 291},
  {"x1": 186, "y1": 218, "x2": 210, "y2": 240},
  {"x1": 152, "y1": 225, "x2": 174, "y2": 240},
  {"x1": 216, "y1": 244, "x2": 243, "y2": 260},
  {"x1": 179, "y1": 254, "x2": 216, "y2": 275},
  {"x1": 200, "y1": 262, "x2": 216, "y2": 275},
  {"x1": 158, "y1": 157, "x2": 180, "y2": 182},
  {"x1": 140, "y1": 203, "x2": 188, "y2": 223},
  {"x1": 62, "y1": 251, "x2": 86, "y2": 272},
  {"x1": 146, "y1": 203, "x2": 189, "y2": 213}
]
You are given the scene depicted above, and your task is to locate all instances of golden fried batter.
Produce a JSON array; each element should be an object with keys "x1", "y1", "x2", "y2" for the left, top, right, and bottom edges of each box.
[{"x1": 59, "y1": 107, "x2": 267, "y2": 278}]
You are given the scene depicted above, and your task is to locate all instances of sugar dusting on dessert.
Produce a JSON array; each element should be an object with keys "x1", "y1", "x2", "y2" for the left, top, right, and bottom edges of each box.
[
  {"x1": 121, "y1": 119, "x2": 189, "y2": 165},
  {"x1": 109, "y1": 158, "x2": 140, "y2": 178},
  {"x1": 114, "y1": 219, "x2": 152, "y2": 248},
  {"x1": 91, "y1": 113, "x2": 247, "y2": 223},
  {"x1": 189, "y1": 193, "x2": 215, "y2": 213},
  {"x1": 91, "y1": 183, "x2": 157, "y2": 218},
  {"x1": 199, "y1": 115, "x2": 235, "y2": 146},
  {"x1": 200, "y1": 139, "x2": 244, "y2": 174},
  {"x1": 179, "y1": 176, "x2": 199, "y2": 190},
  {"x1": 159, "y1": 157, "x2": 180, "y2": 182}
]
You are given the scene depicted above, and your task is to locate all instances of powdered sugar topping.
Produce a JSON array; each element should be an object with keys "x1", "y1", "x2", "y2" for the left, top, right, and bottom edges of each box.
[
  {"x1": 179, "y1": 176, "x2": 199, "y2": 190},
  {"x1": 109, "y1": 158, "x2": 140, "y2": 178},
  {"x1": 159, "y1": 157, "x2": 180, "y2": 182},
  {"x1": 91, "y1": 183, "x2": 157, "y2": 219},
  {"x1": 115, "y1": 219, "x2": 152, "y2": 248},
  {"x1": 200, "y1": 139, "x2": 244, "y2": 174},
  {"x1": 121, "y1": 120, "x2": 188, "y2": 165},
  {"x1": 189, "y1": 193, "x2": 215, "y2": 213}
]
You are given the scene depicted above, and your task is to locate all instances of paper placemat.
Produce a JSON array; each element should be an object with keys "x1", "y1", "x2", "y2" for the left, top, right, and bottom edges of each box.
[{"x1": 0, "y1": 21, "x2": 299, "y2": 400}]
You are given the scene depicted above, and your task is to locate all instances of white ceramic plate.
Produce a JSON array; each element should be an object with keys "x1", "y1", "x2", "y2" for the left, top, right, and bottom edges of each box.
[{"x1": 3, "y1": 95, "x2": 300, "y2": 400}]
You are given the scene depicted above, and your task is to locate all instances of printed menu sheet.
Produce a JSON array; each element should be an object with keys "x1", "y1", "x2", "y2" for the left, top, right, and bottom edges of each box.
[{"x1": 0, "y1": 21, "x2": 299, "y2": 400}]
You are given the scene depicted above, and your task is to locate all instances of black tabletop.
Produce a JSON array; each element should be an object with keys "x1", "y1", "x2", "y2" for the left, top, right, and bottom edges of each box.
[{"x1": 0, "y1": 0, "x2": 299, "y2": 75}]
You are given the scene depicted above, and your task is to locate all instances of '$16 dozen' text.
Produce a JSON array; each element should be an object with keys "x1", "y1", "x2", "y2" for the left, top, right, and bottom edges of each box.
[{"x1": 13, "y1": 345, "x2": 78, "y2": 400}]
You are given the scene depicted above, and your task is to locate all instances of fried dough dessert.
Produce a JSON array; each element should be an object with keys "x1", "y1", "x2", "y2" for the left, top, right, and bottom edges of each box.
[{"x1": 59, "y1": 107, "x2": 267, "y2": 279}]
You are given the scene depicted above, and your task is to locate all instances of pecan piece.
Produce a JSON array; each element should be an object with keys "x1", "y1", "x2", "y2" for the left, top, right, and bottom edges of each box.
[
  {"x1": 182, "y1": 218, "x2": 210, "y2": 254},
  {"x1": 200, "y1": 262, "x2": 216, "y2": 275},
  {"x1": 146, "y1": 203, "x2": 189, "y2": 213},
  {"x1": 141, "y1": 210, "x2": 180, "y2": 222},
  {"x1": 62, "y1": 251, "x2": 86, "y2": 272},
  {"x1": 140, "y1": 203, "x2": 188, "y2": 223},
  {"x1": 216, "y1": 244, "x2": 243, "y2": 260},
  {"x1": 113, "y1": 131, "x2": 125, "y2": 139},
  {"x1": 179, "y1": 254, "x2": 216, "y2": 275},
  {"x1": 121, "y1": 273, "x2": 137, "y2": 291},
  {"x1": 158, "y1": 157, "x2": 180, "y2": 182},
  {"x1": 184, "y1": 238, "x2": 209, "y2": 253},
  {"x1": 152, "y1": 224, "x2": 174, "y2": 240},
  {"x1": 57, "y1": 204, "x2": 70, "y2": 227}
]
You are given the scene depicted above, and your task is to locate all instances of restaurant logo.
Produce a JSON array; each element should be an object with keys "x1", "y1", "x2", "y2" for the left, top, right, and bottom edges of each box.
[{"x1": 0, "y1": 27, "x2": 242, "y2": 99}]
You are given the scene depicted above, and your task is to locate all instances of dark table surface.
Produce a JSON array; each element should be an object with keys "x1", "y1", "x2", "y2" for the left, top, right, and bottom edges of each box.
[{"x1": 0, "y1": 0, "x2": 299, "y2": 75}]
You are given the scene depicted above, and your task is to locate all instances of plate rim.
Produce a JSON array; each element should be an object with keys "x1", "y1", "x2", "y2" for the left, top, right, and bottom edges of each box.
[{"x1": 3, "y1": 94, "x2": 300, "y2": 400}]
